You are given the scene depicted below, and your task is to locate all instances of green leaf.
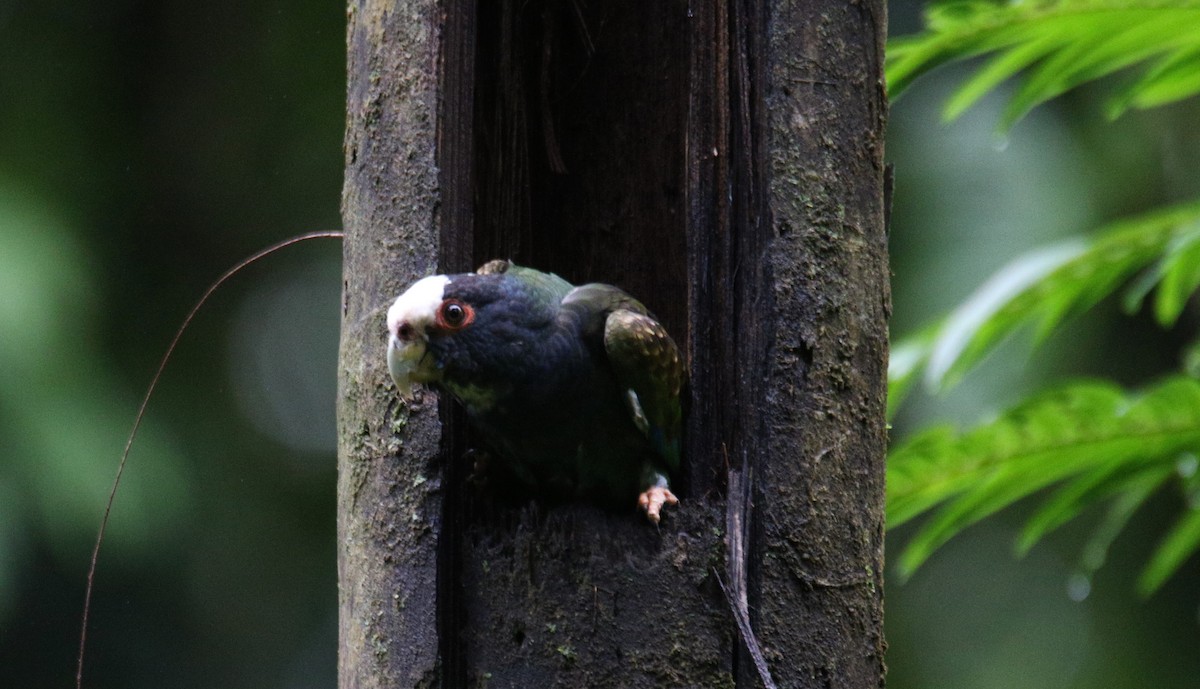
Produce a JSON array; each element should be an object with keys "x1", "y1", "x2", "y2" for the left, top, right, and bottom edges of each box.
[
  {"x1": 1108, "y1": 44, "x2": 1200, "y2": 117},
  {"x1": 888, "y1": 325, "x2": 937, "y2": 419},
  {"x1": 942, "y1": 31, "x2": 1061, "y2": 121},
  {"x1": 888, "y1": 0, "x2": 1200, "y2": 129},
  {"x1": 1016, "y1": 461, "x2": 1173, "y2": 556},
  {"x1": 1184, "y1": 338, "x2": 1200, "y2": 378},
  {"x1": 890, "y1": 382, "x2": 1128, "y2": 528},
  {"x1": 888, "y1": 377, "x2": 1200, "y2": 582},
  {"x1": 1138, "y1": 504, "x2": 1200, "y2": 595},
  {"x1": 1076, "y1": 476, "x2": 1167, "y2": 574},
  {"x1": 925, "y1": 240, "x2": 1085, "y2": 389},
  {"x1": 910, "y1": 201, "x2": 1200, "y2": 391},
  {"x1": 1153, "y1": 225, "x2": 1200, "y2": 325}
]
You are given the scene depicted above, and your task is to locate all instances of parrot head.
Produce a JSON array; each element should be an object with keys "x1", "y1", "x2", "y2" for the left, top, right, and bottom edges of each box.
[
  {"x1": 385, "y1": 262, "x2": 567, "y2": 402},
  {"x1": 386, "y1": 274, "x2": 462, "y2": 400}
]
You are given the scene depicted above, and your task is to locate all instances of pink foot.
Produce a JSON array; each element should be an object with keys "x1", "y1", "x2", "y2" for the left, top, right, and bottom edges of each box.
[{"x1": 638, "y1": 485, "x2": 679, "y2": 524}]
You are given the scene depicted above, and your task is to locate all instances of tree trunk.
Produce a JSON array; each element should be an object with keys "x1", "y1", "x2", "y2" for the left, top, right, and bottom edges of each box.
[{"x1": 338, "y1": 1, "x2": 888, "y2": 687}]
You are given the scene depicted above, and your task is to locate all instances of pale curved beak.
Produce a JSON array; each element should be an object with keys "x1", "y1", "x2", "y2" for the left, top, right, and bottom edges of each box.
[
  {"x1": 388, "y1": 330, "x2": 443, "y2": 401},
  {"x1": 387, "y1": 333, "x2": 424, "y2": 401}
]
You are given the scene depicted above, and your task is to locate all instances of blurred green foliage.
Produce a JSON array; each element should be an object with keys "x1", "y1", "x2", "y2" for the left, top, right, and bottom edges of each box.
[
  {"x1": 887, "y1": 0, "x2": 1200, "y2": 686},
  {"x1": 888, "y1": 0, "x2": 1200, "y2": 127},
  {"x1": 0, "y1": 2, "x2": 343, "y2": 688},
  {"x1": 890, "y1": 377, "x2": 1200, "y2": 583}
]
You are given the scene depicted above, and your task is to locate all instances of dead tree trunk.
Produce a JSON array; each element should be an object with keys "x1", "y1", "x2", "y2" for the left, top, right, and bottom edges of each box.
[{"x1": 338, "y1": 1, "x2": 888, "y2": 687}]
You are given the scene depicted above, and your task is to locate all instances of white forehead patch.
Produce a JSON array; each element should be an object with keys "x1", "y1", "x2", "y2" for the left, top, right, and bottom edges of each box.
[{"x1": 387, "y1": 274, "x2": 450, "y2": 335}]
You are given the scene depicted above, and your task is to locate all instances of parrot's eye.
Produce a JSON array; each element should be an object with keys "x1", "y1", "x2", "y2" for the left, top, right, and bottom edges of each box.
[{"x1": 436, "y1": 299, "x2": 475, "y2": 331}]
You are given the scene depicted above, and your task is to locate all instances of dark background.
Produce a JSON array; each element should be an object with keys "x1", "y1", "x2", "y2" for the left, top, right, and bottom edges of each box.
[
  {"x1": 0, "y1": 2, "x2": 343, "y2": 687},
  {"x1": 1, "y1": 1, "x2": 1197, "y2": 688}
]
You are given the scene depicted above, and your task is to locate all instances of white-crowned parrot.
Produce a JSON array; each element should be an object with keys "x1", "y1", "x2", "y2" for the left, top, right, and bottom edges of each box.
[{"x1": 386, "y1": 259, "x2": 684, "y2": 523}]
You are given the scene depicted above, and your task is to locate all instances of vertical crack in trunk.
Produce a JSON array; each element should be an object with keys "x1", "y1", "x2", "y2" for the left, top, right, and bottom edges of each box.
[
  {"x1": 341, "y1": 0, "x2": 887, "y2": 685},
  {"x1": 435, "y1": 1, "x2": 477, "y2": 686}
]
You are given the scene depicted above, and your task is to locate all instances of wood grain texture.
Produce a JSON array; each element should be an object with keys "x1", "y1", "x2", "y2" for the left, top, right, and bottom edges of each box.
[
  {"x1": 755, "y1": 0, "x2": 891, "y2": 685},
  {"x1": 339, "y1": 1, "x2": 448, "y2": 687}
]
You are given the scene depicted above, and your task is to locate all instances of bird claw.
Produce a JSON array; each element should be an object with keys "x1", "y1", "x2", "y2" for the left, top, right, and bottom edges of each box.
[{"x1": 637, "y1": 485, "x2": 678, "y2": 524}]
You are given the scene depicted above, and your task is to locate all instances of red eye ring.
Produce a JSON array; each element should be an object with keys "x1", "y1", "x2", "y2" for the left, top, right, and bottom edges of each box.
[{"x1": 435, "y1": 299, "x2": 475, "y2": 331}]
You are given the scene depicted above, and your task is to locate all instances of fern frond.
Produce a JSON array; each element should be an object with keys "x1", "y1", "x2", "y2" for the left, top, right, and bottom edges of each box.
[
  {"x1": 1015, "y1": 459, "x2": 1173, "y2": 556},
  {"x1": 1127, "y1": 222, "x2": 1200, "y2": 326},
  {"x1": 890, "y1": 201, "x2": 1200, "y2": 394},
  {"x1": 888, "y1": 0, "x2": 1200, "y2": 129},
  {"x1": 1138, "y1": 503, "x2": 1200, "y2": 595},
  {"x1": 888, "y1": 325, "x2": 936, "y2": 419},
  {"x1": 888, "y1": 376, "x2": 1200, "y2": 589}
]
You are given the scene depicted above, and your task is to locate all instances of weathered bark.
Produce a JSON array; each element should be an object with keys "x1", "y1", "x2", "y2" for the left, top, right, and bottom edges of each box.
[
  {"x1": 338, "y1": 0, "x2": 888, "y2": 687},
  {"x1": 337, "y1": 2, "x2": 447, "y2": 687},
  {"x1": 756, "y1": 1, "x2": 890, "y2": 685}
]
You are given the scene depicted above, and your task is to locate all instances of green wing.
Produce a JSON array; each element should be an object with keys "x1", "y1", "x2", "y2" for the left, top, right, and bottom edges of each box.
[
  {"x1": 604, "y1": 309, "x2": 684, "y2": 472},
  {"x1": 564, "y1": 283, "x2": 684, "y2": 473}
]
